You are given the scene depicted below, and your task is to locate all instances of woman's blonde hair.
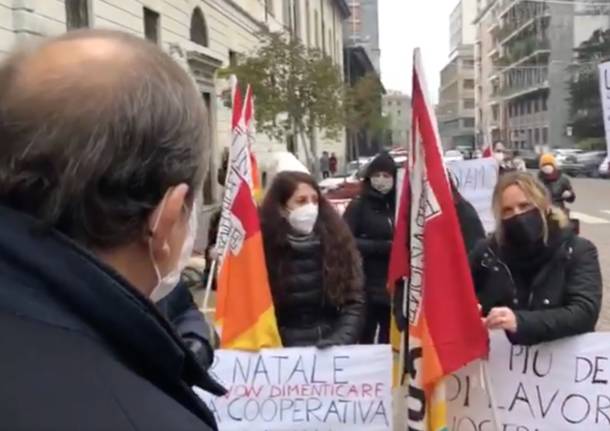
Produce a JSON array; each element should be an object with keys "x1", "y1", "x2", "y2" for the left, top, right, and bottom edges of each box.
[{"x1": 492, "y1": 171, "x2": 568, "y2": 244}]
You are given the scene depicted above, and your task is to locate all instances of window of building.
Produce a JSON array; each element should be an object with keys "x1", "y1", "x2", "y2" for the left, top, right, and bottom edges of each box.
[
  {"x1": 265, "y1": 0, "x2": 274, "y2": 18},
  {"x1": 463, "y1": 99, "x2": 475, "y2": 109},
  {"x1": 305, "y1": 0, "x2": 311, "y2": 46},
  {"x1": 534, "y1": 128, "x2": 540, "y2": 143},
  {"x1": 202, "y1": 93, "x2": 214, "y2": 205},
  {"x1": 229, "y1": 50, "x2": 238, "y2": 67},
  {"x1": 463, "y1": 59, "x2": 475, "y2": 68},
  {"x1": 293, "y1": 0, "x2": 301, "y2": 39},
  {"x1": 65, "y1": 0, "x2": 90, "y2": 30},
  {"x1": 527, "y1": 129, "x2": 532, "y2": 145},
  {"x1": 526, "y1": 101, "x2": 532, "y2": 114},
  {"x1": 463, "y1": 118, "x2": 475, "y2": 128},
  {"x1": 542, "y1": 127, "x2": 548, "y2": 144},
  {"x1": 321, "y1": 20, "x2": 326, "y2": 54},
  {"x1": 143, "y1": 8, "x2": 160, "y2": 44},
  {"x1": 283, "y1": 0, "x2": 291, "y2": 30},
  {"x1": 314, "y1": 10, "x2": 319, "y2": 48},
  {"x1": 190, "y1": 8, "x2": 208, "y2": 47},
  {"x1": 534, "y1": 98, "x2": 540, "y2": 112},
  {"x1": 542, "y1": 97, "x2": 548, "y2": 111},
  {"x1": 463, "y1": 79, "x2": 475, "y2": 89}
]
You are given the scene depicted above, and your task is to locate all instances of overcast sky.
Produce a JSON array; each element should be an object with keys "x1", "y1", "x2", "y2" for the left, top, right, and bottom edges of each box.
[{"x1": 379, "y1": 0, "x2": 460, "y2": 102}]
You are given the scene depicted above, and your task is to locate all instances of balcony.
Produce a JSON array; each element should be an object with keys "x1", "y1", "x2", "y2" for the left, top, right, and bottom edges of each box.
[
  {"x1": 496, "y1": 10, "x2": 550, "y2": 46},
  {"x1": 501, "y1": 67, "x2": 549, "y2": 100},
  {"x1": 494, "y1": 38, "x2": 550, "y2": 71}
]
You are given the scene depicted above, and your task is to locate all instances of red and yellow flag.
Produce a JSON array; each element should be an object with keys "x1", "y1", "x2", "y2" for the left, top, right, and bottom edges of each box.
[
  {"x1": 388, "y1": 50, "x2": 489, "y2": 430},
  {"x1": 214, "y1": 80, "x2": 281, "y2": 350}
]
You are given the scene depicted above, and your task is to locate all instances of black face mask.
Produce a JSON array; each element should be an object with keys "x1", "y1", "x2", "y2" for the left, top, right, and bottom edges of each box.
[{"x1": 502, "y1": 209, "x2": 544, "y2": 248}]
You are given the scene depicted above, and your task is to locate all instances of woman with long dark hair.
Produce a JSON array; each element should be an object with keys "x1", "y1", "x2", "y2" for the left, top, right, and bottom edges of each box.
[{"x1": 260, "y1": 171, "x2": 365, "y2": 347}]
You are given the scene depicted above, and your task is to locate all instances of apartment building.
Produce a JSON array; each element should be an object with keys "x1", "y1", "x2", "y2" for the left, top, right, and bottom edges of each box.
[
  {"x1": 382, "y1": 91, "x2": 411, "y2": 148},
  {"x1": 475, "y1": 0, "x2": 610, "y2": 151},
  {"x1": 438, "y1": 0, "x2": 477, "y2": 150}
]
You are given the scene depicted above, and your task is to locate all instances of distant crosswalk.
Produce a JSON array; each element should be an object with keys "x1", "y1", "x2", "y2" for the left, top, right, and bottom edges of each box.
[{"x1": 571, "y1": 210, "x2": 610, "y2": 225}]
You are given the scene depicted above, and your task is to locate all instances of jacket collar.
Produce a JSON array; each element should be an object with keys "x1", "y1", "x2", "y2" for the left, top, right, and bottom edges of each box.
[{"x1": 0, "y1": 205, "x2": 224, "y2": 398}]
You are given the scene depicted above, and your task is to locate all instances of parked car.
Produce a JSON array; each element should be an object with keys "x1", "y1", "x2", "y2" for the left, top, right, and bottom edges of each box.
[
  {"x1": 518, "y1": 150, "x2": 540, "y2": 169},
  {"x1": 444, "y1": 150, "x2": 464, "y2": 163},
  {"x1": 599, "y1": 156, "x2": 610, "y2": 178},
  {"x1": 562, "y1": 151, "x2": 607, "y2": 177},
  {"x1": 552, "y1": 149, "x2": 584, "y2": 168}
]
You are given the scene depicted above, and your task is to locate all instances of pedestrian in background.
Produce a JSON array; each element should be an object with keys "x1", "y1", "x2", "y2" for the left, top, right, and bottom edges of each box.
[
  {"x1": 469, "y1": 172, "x2": 601, "y2": 345},
  {"x1": 329, "y1": 152, "x2": 338, "y2": 176},
  {"x1": 538, "y1": 153, "x2": 575, "y2": 210},
  {"x1": 320, "y1": 150, "x2": 331, "y2": 179},
  {"x1": 260, "y1": 171, "x2": 365, "y2": 347},
  {"x1": 344, "y1": 152, "x2": 396, "y2": 344},
  {"x1": 0, "y1": 30, "x2": 221, "y2": 431}
]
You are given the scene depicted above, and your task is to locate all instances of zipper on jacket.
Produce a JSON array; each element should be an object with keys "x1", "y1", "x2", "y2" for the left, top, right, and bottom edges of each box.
[{"x1": 486, "y1": 247, "x2": 518, "y2": 302}]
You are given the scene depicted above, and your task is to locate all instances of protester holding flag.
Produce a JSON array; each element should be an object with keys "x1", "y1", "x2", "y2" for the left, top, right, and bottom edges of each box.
[
  {"x1": 260, "y1": 171, "x2": 365, "y2": 347},
  {"x1": 343, "y1": 152, "x2": 396, "y2": 344},
  {"x1": 470, "y1": 171, "x2": 602, "y2": 345}
]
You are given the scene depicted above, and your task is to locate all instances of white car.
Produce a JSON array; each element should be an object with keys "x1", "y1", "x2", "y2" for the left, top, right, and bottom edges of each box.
[
  {"x1": 600, "y1": 156, "x2": 610, "y2": 178},
  {"x1": 444, "y1": 150, "x2": 464, "y2": 163},
  {"x1": 552, "y1": 149, "x2": 583, "y2": 168}
]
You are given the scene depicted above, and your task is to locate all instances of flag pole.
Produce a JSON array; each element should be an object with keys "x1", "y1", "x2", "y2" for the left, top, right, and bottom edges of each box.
[
  {"x1": 482, "y1": 360, "x2": 502, "y2": 431},
  {"x1": 202, "y1": 258, "x2": 217, "y2": 312}
]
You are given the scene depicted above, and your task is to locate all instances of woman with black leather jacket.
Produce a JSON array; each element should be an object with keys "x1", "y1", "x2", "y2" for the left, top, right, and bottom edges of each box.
[
  {"x1": 343, "y1": 152, "x2": 396, "y2": 344},
  {"x1": 260, "y1": 171, "x2": 365, "y2": 347},
  {"x1": 469, "y1": 171, "x2": 602, "y2": 345}
]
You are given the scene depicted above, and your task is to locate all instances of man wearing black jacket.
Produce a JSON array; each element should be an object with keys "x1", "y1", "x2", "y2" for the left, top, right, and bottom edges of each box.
[{"x1": 0, "y1": 30, "x2": 223, "y2": 431}]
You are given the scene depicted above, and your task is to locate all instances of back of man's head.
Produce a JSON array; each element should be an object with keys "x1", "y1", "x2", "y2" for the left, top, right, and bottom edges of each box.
[{"x1": 0, "y1": 30, "x2": 208, "y2": 249}]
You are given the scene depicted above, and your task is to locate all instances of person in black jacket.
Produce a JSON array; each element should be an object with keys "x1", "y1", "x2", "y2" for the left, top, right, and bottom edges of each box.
[
  {"x1": 343, "y1": 152, "x2": 396, "y2": 344},
  {"x1": 469, "y1": 171, "x2": 602, "y2": 345},
  {"x1": 0, "y1": 30, "x2": 223, "y2": 431},
  {"x1": 260, "y1": 171, "x2": 365, "y2": 347},
  {"x1": 538, "y1": 153, "x2": 575, "y2": 210}
]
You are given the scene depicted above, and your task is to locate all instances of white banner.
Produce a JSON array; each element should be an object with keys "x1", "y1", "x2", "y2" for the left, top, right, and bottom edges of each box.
[
  {"x1": 598, "y1": 61, "x2": 610, "y2": 155},
  {"x1": 197, "y1": 345, "x2": 393, "y2": 431},
  {"x1": 448, "y1": 331, "x2": 610, "y2": 431},
  {"x1": 446, "y1": 158, "x2": 499, "y2": 233}
]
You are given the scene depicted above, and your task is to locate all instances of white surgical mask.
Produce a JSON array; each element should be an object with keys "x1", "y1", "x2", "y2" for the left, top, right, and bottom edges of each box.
[
  {"x1": 494, "y1": 152, "x2": 505, "y2": 162},
  {"x1": 288, "y1": 203, "x2": 319, "y2": 235},
  {"x1": 149, "y1": 199, "x2": 198, "y2": 302},
  {"x1": 370, "y1": 175, "x2": 394, "y2": 194},
  {"x1": 541, "y1": 165, "x2": 555, "y2": 175}
]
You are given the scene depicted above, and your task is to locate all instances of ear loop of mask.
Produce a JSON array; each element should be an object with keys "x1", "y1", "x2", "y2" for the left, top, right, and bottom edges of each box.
[{"x1": 148, "y1": 193, "x2": 169, "y2": 289}]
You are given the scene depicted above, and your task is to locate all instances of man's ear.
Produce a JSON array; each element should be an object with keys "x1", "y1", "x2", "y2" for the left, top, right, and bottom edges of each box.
[{"x1": 147, "y1": 184, "x2": 190, "y2": 259}]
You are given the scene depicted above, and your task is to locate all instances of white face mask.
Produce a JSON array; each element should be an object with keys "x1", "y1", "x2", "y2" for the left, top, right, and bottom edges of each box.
[
  {"x1": 541, "y1": 165, "x2": 555, "y2": 175},
  {"x1": 494, "y1": 152, "x2": 505, "y2": 162},
  {"x1": 370, "y1": 175, "x2": 394, "y2": 194},
  {"x1": 288, "y1": 203, "x2": 319, "y2": 235},
  {"x1": 149, "y1": 199, "x2": 198, "y2": 302}
]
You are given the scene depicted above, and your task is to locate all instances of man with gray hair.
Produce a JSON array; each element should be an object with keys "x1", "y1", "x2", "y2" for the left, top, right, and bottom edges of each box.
[{"x1": 0, "y1": 30, "x2": 221, "y2": 430}]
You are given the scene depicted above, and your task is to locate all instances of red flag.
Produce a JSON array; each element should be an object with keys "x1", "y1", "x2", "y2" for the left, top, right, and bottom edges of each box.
[
  {"x1": 390, "y1": 49, "x2": 489, "y2": 429},
  {"x1": 482, "y1": 143, "x2": 493, "y2": 158}
]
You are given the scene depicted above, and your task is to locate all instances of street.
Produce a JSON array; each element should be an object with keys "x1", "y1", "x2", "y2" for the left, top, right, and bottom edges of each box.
[{"x1": 568, "y1": 177, "x2": 610, "y2": 331}]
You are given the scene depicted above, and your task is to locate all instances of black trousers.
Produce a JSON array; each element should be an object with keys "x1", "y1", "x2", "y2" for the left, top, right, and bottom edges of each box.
[
  {"x1": 322, "y1": 171, "x2": 330, "y2": 179},
  {"x1": 360, "y1": 303, "x2": 391, "y2": 344}
]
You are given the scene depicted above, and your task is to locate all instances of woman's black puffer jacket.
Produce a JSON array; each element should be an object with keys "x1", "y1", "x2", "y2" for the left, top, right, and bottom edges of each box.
[
  {"x1": 469, "y1": 227, "x2": 602, "y2": 345},
  {"x1": 272, "y1": 235, "x2": 365, "y2": 347}
]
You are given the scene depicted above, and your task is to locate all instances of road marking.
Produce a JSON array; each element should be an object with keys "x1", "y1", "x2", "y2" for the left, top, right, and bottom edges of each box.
[{"x1": 571, "y1": 211, "x2": 610, "y2": 224}]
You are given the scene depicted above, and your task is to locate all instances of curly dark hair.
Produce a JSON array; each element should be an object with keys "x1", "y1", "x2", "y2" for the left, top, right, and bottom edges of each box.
[{"x1": 260, "y1": 171, "x2": 363, "y2": 305}]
